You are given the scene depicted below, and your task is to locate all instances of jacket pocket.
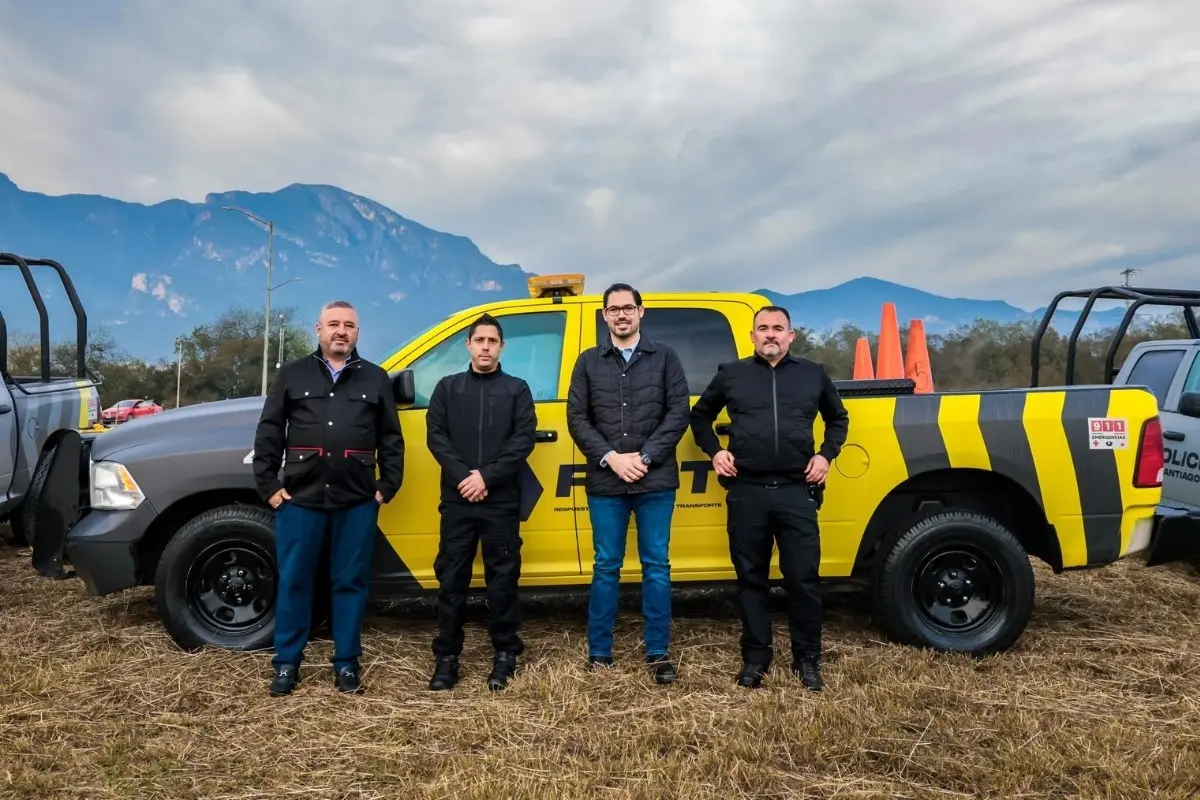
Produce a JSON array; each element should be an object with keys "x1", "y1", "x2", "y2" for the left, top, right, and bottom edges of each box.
[
  {"x1": 343, "y1": 449, "x2": 378, "y2": 495},
  {"x1": 283, "y1": 446, "x2": 321, "y2": 489},
  {"x1": 344, "y1": 448, "x2": 377, "y2": 467},
  {"x1": 285, "y1": 446, "x2": 323, "y2": 465}
]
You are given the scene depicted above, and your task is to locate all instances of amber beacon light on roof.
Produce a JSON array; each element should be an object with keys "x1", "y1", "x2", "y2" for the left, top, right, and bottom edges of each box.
[{"x1": 528, "y1": 273, "x2": 586, "y2": 300}]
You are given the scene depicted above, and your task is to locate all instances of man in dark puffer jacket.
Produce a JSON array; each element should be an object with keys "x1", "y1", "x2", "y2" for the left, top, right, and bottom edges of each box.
[{"x1": 567, "y1": 282, "x2": 691, "y2": 684}]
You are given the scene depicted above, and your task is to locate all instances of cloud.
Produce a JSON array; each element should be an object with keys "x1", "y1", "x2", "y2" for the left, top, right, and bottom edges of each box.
[
  {"x1": 128, "y1": 270, "x2": 186, "y2": 314},
  {"x1": 2, "y1": 0, "x2": 1200, "y2": 310}
]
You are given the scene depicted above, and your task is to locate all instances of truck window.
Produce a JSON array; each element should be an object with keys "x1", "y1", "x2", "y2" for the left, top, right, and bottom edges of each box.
[
  {"x1": 408, "y1": 311, "x2": 567, "y2": 408},
  {"x1": 595, "y1": 307, "x2": 738, "y2": 394},
  {"x1": 1182, "y1": 351, "x2": 1200, "y2": 396},
  {"x1": 1125, "y1": 348, "x2": 1186, "y2": 408}
]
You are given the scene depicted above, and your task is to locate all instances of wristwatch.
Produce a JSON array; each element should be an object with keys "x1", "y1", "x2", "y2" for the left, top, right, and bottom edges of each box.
[{"x1": 641, "y1": 453, "x2": 653, "y2": 465}]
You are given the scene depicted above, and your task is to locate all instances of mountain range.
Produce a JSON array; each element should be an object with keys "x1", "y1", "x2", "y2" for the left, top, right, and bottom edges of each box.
[{"x1": 0, "y1": 171, "x2": 1139, "y2": 363}]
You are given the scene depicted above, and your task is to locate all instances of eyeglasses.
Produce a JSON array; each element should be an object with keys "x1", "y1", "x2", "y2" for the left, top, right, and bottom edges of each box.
[{"x1": 604, "y1": 305, "x2": 639, "y2": 316}]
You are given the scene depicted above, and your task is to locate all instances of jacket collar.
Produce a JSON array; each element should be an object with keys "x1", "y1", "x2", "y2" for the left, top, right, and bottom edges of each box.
[
  {"x1": 468, "y1": 363, "x2": 504, "y2": 379},
  {"x1": 752, "y1": 351, "x2": 796, "y2": 368},
  {"x1": 311, "y1": 346, "x2": 362, "y2": 366},
  {"x1": 600, "y1": 334, "x2": 658, "y2": 357}
]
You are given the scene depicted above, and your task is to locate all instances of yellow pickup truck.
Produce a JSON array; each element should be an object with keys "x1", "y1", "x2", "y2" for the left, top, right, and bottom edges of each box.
[{"x1": 33, "y1": 274, "x2": 1172, "y2": 657}]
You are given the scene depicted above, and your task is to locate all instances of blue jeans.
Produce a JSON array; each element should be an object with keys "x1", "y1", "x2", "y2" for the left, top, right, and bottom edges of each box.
[
  {"x1": 586, "y1": 489, "x2": 675, "y2": 658},
  {"x1": 273, "y1": 499, "x2": 379, "y2": 671}
]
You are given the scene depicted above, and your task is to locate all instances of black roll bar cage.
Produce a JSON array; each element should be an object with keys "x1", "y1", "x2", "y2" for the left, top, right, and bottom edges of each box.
[
  {"x1": 0, "y1": 252, "x2": 95, "y2": 388},
  {"x1": 1029, "y1": 285, "x2": 1200, "y2": 387}
]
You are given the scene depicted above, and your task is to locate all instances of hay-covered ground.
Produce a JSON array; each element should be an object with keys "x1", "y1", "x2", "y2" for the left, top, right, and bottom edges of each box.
[{"x1": 3, "y1": 539, "x2": 1200, "y2": 800}]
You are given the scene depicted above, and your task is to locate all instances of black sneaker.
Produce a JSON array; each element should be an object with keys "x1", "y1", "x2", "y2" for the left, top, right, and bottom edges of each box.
[
  {"x1": 735, "y1": 662, "x2": 769, "y2": 688},
  {"x1": 646, "y1": 654, "x2": 677, "y2": 685},
  {"x1": 335, "y1": 665, "x2": 363, "y2": 694},
  {"x1": 792, "y1": 657, "x2": 822, "y2": 692},
  {"x1": 269, "y1": 664, "x2": 299, "y2": 696},
  {"x1": 429, "y1": 655, "x2": 460, "y2": 691},
  {"x1": 587, "y1": 655, "x2": 613, "y2": 670},
  {"x1": 487, "y1": 651, "x2": 517, "y2": 691}
]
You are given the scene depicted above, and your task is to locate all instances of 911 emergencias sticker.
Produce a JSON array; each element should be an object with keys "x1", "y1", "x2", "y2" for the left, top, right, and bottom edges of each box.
[{"x1": 1087, "y1": 417, "x2": 1128, "y2": 449}]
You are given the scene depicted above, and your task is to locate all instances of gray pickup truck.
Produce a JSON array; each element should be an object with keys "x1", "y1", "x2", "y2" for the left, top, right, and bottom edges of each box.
[
  {"x1": 1030, "y1": 284, "x2": 1200, "y2": 566},
  {"x1": 0, "y1": 253, "x2": 101, "y2": 546},
  {"x1": 1111, "y1": 338, "x2": 1200, "y2": 562}
]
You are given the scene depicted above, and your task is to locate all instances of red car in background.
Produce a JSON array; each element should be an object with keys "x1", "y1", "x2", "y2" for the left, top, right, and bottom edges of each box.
[{"x1": 101, "y1": 398, "x2": 163, "y2": 426}]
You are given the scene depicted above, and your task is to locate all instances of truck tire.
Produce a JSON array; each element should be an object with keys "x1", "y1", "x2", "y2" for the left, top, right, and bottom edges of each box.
[
  {"x1": 154, "y1": 504, "x2": 281, "y2": 652},
  {"x1": 873, "y1": 509, "x2": 1035, "y2": 656},
  {"x1": 5, "y1": 439, "x2": 59, "y2": 547}
]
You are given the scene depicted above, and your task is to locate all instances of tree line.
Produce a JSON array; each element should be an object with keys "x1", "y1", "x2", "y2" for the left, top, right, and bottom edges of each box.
[
  {"x1": 791, "y1": 312, "x2": 1193, "y2": 389},
  {"x1": 5, "y1": 305, "x2": 316, "y2": 408},
  {"x1": 3, "y1": 303, "x2": 1194, "y2": 407}
]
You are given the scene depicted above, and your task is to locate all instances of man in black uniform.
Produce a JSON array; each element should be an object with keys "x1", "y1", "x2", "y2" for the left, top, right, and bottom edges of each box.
[
  {"x1": 253, "y1": 300, "x2": 405, "y2": 697},
  {"x1": 425, "y1": 313, "x2": 537, "y2": 692},
  {"x1": 689, "y1": 305, "x2": 849, "y2": 691}
]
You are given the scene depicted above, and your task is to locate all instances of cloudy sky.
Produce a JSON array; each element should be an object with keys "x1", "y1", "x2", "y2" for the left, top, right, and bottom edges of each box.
[{"x1": 2, "y1": 0, "x2": 1199, "y2": 307}]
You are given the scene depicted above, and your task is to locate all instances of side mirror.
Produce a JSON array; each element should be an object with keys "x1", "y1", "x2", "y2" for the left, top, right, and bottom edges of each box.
[
  {"x1": 391, "y1": 369, "x2": 415, "y2": 405},
  {"x1": 1179, "y1": 392, "x2": 1200, "y2": 419}
]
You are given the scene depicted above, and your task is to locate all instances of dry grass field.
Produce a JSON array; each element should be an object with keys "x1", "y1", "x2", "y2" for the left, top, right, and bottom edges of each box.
[{"x1": 4, "y1": 538, "x2": 1200, "y2": 799}]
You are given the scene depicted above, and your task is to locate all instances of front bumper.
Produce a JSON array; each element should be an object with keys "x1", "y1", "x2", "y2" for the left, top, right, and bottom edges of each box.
[
  {"x1": 27, "y1": 429, "x2": 160, "y2": 595},
  {"x1": 63, "y1": 503, "x2": 159, "y2": 595},
  {"x1": 1144, "y1": 502, "x2": 1200, "y2": 567}
]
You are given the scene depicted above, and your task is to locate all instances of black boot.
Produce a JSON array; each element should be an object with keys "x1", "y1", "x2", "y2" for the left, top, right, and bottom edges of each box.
[
  {"x1": 647, "y1": 654, "x2": 677, "y2": 685},
  {"x1": 428, "y1": 655, "x2": 460, "y2": 691},
  {"x1": 334, "y1": 664, "x2": 363, "y2": 694},
  {"x1": 269, "y1": 664, "x2": 299, "y2": 696},
  {"x1": 792, "y1": 656, "x2": 822, "y2": 692},
  {"x1": 735, "y1": 661, "x2": 769, "y2": 688},
  {"x1": 587, "y1": 655, "x2": 613, "y2": 670},
  {"x1": 487, "y1": 651, "x2": 517, "y2": 691}
]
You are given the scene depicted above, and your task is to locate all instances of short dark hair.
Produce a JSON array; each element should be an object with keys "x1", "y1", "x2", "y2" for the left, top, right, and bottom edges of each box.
[
  {"x1": 468, "y1": 312, "x2": 504, "y2": 341},
  {"x1": 754, "y1": 305, "x2": 792, "y2": 327},
  {"x1": 319, "y1": 299, "x2": 356, "y2": 319},
  {"x1": 603, "y1": 282, "x2": 642, "y2": 308}
]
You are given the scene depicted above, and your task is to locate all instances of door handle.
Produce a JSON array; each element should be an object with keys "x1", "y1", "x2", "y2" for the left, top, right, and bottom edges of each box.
[
  {"x1": 1164, "y1": 430, "x2": 1185, "y2": 441},
  {"x1": 0, "y1": 403, "x2": 10, "y2": 414},
  {"x1": 716, "y1": 423, "x2": 730, "y2": 435},
  {"x1": 534, "y1": 430, "x2": 557, "y2": 443}
]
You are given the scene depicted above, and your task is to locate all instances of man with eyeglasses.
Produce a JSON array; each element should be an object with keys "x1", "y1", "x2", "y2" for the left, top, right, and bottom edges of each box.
[{"x1": 567, "y1": 282, "x2": 691, "y2": 684}]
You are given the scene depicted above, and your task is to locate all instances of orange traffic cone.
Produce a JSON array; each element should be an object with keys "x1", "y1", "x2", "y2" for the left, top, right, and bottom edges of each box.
[
  {"x1": 876, "y1": 302, "x2": 905, "y2": 379},
  {"x1": 853, "y1": 337, "x2": 875, "y2": 379},
  {"x1": 904, "y1": 319, "x2": 935, "y2": 393}
]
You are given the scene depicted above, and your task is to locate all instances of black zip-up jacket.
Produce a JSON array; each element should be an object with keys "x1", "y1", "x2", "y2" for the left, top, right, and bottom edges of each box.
[
  {"x1": 566, "y1": 335, "x2": 691, "y2": 496},
  {"x1": 689, "y1": 353, "x2": 849, "y2": 486},
  {"x1": 426, "y1": 365, "x2": 537, "y2": 506},
  {"x1": 253, "y1": 348, "x2": 405, "y2": 510}
]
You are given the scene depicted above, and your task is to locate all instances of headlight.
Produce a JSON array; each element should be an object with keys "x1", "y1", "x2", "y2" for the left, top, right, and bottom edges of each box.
[{"x1": 90, "y1": 460, "x2": 145, "y2": 510}]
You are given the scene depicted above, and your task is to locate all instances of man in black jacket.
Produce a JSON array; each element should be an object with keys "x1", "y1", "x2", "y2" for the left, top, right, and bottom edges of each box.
[
  {"x1": 424, "y1": 313, "x2": 537, "y2": 692},
  {"x1": 567, "y1": 283, "x2": 691, "y2": 684},
  {"x1": 253, "y1": 300, "x2": 405, "y2": 697},
  {"x1": 689, "y1": 305, "x2": 849, "y2": 692}
]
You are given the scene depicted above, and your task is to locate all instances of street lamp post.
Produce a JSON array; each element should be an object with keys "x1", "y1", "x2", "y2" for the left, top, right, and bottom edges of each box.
[
  {"x1": 276, "y1": 312, "x2": 286, "y2": 369},
  {"x1": 175, "y1": 336, "x2": 183, "y2": 409},
  {"x1": 223, "y1": 205, "x2": 279, "y2": 396}
]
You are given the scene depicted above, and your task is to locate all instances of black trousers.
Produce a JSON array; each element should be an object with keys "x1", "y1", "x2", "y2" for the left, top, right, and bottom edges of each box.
[
  {"x1": 431, "y1": 499, "x2": 524, "y2": 658},
  {"x1": 725, "y1": 481, "x2": 822, "y2": 665}
]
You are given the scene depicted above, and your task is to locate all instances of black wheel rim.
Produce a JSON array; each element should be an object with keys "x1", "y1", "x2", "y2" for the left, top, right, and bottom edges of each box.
[
  {"x1": 911, "y1": 543, "x2": 1005, "y2": 635},
  {"x1": 185, "y1": 537, "x2": 277, "y2": 636}
]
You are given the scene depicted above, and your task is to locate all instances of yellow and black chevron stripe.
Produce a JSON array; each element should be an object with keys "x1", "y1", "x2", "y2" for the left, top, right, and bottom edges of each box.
[{"x1": 857, "y1": 385, "x2": 1161, "y2": 569}]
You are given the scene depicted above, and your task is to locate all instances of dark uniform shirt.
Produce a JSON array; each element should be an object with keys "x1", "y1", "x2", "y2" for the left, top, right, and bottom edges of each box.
[
  {"x1": 689, "y1": 353, "x2": 849, "y2": 486},
  {"x1": 253, "y1": 348, "x2": 405, "y2": 509},
  {"x1": 425, "y1": 365, "x2": 537, "y2": 506}
]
